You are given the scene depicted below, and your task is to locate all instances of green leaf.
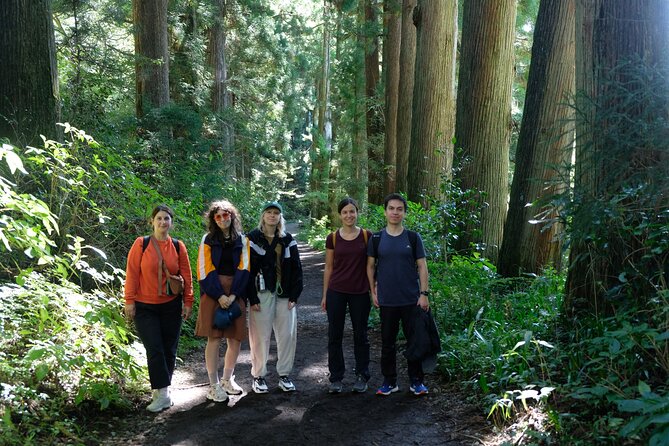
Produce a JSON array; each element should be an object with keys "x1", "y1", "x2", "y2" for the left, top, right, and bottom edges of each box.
[
  {"x1": 35, "y1": 363, "x2": 49, "y2": 381},
  {"x1": 25, "y1": 347, "x2": 46, "y2": 361},
  {"x1": 639, "y1": 381, "x2": 652, "y2": 396},
  {"x1": 618, "y1": 399, "x2": 646, "y2": 412}
]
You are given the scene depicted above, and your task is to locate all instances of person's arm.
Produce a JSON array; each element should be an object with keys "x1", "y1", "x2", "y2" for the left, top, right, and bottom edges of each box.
[
  {"x1": 416, "y1": 257, "x2": 429, "y2": 311},
  {"x1": 124, "y1": 237, "x2": 143, "y2": 319},
  {"x1": 322, "y1": 248, "x2": 334, "y2": 311},
  {"x1": 321, "y1": 232, "x2": 334, "y2": 311},
  {"x1": 230, "y1": 235, "x2": 251, "y2": 302},
  {"x1": 366, "y1": 256, "x2": 378, "y2": 308},
  {"x1": 196, "y1": 235, "x2": 228, "y2": 304}
]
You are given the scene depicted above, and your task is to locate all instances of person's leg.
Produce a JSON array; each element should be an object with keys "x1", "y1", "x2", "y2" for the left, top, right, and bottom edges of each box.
[
  {"x1": 274, "y1": 298, "x2": 297, "y2": 378},
  {"x1": 400, "y1": 305, "x2": 424, "y2": 383},
  {"x1": 249, "y1": 291, "x2": 275, "y2": 379},
  {"x1": 160, "y1": 297, "x2": 183, "y2": 383},
  {"x1": 379, "y1": 306, "x2": 401, "y2": 384},
  {"x1": 221, "y1": 338, "x2": 243, "y2": 394},
  {"x1": 348, "y1": 292, "x2": 371, "y2": 380},
  {"x1": 135, "y1": 302, "x2": 170, "y2": 389},
  {"x1": 205, "y1": 337, "x2": 222, "y2": 385},
  {"x1": 326, "y1": 289, "x2": 347, "y2": 383}
]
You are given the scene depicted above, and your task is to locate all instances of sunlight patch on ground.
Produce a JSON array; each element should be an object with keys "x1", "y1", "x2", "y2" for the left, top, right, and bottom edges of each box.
[{"x1": 480, "y1": 407, "x2": 552, "y2": 445}]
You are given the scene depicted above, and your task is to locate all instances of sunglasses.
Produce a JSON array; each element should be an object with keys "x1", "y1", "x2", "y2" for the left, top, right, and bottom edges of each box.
[{"x1": 214, "y1": 211, "x2": 232, "y2": 221}]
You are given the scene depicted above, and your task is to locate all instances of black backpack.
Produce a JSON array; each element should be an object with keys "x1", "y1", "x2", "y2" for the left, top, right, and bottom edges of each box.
[{"x1": 370, "y1": 229, "x2": 418, "y2": 260}]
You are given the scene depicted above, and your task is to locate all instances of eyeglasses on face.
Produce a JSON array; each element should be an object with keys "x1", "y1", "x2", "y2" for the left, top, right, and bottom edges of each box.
[{"x1": 214, "y1": 210, "x2": 232, "y2": 221}]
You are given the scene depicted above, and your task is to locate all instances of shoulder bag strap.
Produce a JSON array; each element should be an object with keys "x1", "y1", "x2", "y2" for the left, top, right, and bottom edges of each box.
[{"x1": 150, "y1": 236, "x2": 168, "y2": 295}]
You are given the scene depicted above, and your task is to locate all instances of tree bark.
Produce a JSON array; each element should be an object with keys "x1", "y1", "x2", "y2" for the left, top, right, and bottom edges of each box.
[
  {"x1": 0, "y1": 0, "x2": 59, "y2": 145},
  {"x1": 498, "y1": 0, "x2": 575, "y2": 277},
  {"x1": 364, "y1": 0, "x2": 384, "y2": 204},
  {"x1": 407, "y1": 0, "x2": 457, "y2": 207},
  {"x1": 133, "y1": 0, "x2": 170, "y2": 118},
  {"x1": 382, "y1": 0, "x2": 402, "y2": 196},
  {"x1": 455, "y1": 0, "x2": 517, "y2": 263},
  {"x1": 395, "y1": 0, "x2": 417, "y2": 194},
  {"x1": 566, "y1": 0, "x2": 669, "y2": 314}
]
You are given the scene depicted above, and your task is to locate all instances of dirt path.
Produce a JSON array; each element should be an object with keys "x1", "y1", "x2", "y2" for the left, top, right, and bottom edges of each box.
[{"x1": 102, "y1": 225, "x2": 492, "y2": 445}]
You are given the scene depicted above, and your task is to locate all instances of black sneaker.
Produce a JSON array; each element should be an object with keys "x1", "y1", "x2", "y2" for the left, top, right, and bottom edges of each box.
[{"x1": 352, "y1": 374, "x2": 368, "y2": 393}]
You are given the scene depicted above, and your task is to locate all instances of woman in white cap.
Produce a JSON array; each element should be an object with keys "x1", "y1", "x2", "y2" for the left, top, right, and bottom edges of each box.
[{"x1": 246, "y1": 201, "x2": 303, "y2": 393}]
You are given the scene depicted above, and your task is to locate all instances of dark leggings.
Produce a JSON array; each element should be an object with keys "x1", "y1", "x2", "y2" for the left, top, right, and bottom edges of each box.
[{"x1": 134, "y1": 297, "x2": 183, "y2": 389}]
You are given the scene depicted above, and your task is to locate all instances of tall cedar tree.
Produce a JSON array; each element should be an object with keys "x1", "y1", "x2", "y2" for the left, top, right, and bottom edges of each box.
[
  {"x1": 0, "y1": 0, "x2": 59, "y2": 145},
  {"x1": 395, "y1": 0, "x2": 417, "y2": 194},
  {"x1": 133, "y1": 0, "x2": 169, "y2": 118},
  {"x1": 498, "y1": 0, "x2": 575, "y2": 277},
  {"x1": 407, "y1": 0, "x2": 457, "y2": 207},
  {"x1": 566, "y1": 0, "x2": 669, "y2": 314},
  {"x1": 208, "y1": 0, "x2": 234, "y2": 166},
  {"x1": 455, "y1": 0, "x2": 517, "y2": 263},
  {"x1": 365, "y1": 0, "x2": 384, "y2": 204},
  {"x1": 382, "y1": 0, "x2": 402, "y2": 195}
]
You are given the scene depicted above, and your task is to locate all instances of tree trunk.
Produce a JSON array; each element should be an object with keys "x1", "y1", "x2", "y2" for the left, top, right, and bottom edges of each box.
[
  {"x1": 498, "y1": 0, "x2": 575, "y2": 277},
  {"x1": 351, "y1": 4, "x2": 368, "y2": 205},
  {"x1": 133, "y1": 0, "x2": 169, "y2": 118},
  {"x1": 454, "y1": 0, "x2": 517, "y2": 263},
  {"x1": 566, "y1": 0, "x2": 669, "y2": 315},
  {"x1": 382, "y1": 0, "x2": 402, "y2": 196},
  {"x1": 407, "y1": 0, "x2": 457, "y2": 207},
  {"x1": 310, "y1": 6, "x2": 332, "y2": 219},
  {"x1": 395, "y1": 0, "x2": 417, "y2": 194},
  {"x1": 364, "y1": 0, "x2": 384, "y2": 204},
  {"x1": 208, "y1": 0, "x2": 234, "y2": 174},
  {"x1": 0, "y1": 0, "x2": 59, "y2": 146}
]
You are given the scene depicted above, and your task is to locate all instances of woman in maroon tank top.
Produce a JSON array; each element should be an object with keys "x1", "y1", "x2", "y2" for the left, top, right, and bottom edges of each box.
[{"x1": 321, "y1": 197, "x2": 372, "y2": 394}]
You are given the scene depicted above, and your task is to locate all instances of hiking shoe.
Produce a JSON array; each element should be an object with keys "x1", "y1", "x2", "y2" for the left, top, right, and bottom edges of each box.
[
  {"x1": 328, "y1": 381, "x2": 343, "y2": 394},
  {"x1": 278, "y1": 376, "x2": 296, "y2": 392},
  {"x1": 147, "y1": 390, "x2": 173, "y2": 412},
  {"x1": 221, "y1": 376, "x2": 243, "y2": 395},
  {"x1": 352, "y1": 374, "x2": 368, "y2": 393},
  {"x1": 376, "y1": 381, "x2": 399, "y2": 396},
  {"x1": 252, "y1": 376, "x2": 269, "y2": 394},
  {"x1": 206, "y1": 383, "x2": 229, "y2": 402},
  {"x1": 409, "y1": 381, "x2": 429, "y2": 396}
]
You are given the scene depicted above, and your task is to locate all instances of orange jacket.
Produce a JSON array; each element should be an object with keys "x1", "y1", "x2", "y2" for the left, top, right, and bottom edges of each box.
[{"x1": 124, "y1": 236, "x2": 194, "y2": 307}]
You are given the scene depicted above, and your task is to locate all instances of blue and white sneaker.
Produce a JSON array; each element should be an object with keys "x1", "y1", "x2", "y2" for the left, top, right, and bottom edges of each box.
[
  {"x1": 409, "y1": 381, "x2": 428, "y2": 396},
  {"x1": 376, "y1": 381, "x2": 399, "y2": 396}
]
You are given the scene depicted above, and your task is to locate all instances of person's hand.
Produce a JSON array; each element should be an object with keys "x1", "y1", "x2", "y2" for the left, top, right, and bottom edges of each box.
[
  {"x1": 288, "y1": 301, "x2": 296, "y2": 310},
  {"x1": 218, "y1": 295, "x2": 230, "y2": 309},
  {"x1": 417, "y1": 295, "x2": 429, "y2": 312},
  {"x1": 320, "y1": 296, "x2": 326, "y2": 312},
  {"x1": 182, "y1": 306, "x2": 192, "y2": 320},
  {"x1": 251, "y1": 303, "x2": 261, "y2": 312},
  {"x1": 124, "y1": 303, "x2": 136, "y2": 320}
]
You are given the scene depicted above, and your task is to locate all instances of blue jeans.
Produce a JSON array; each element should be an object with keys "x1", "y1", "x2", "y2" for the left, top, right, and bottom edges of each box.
[
  {"x1": 134, "y1": 297, "x2": 183, "y2": 389},
  {"x1": 326, "y1": 289, "x2": 371, "y2": 382},
  {"x1": 380, "y1": 304, "x2": 423, "y2": 384}
]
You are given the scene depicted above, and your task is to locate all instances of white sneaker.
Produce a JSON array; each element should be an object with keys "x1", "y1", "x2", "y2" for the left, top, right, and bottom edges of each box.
[
  {"x1": 278, "y1": 376, "x2": 296, "y2": 392},
  {"x1": 146, "y1": 389, "x2": 173, "y2": 412},
  {"x1": 206, "y1": 383, "x2": 229, "y2": 402},
  {"x1": 221, "y1": 376, "x2": 243, "y2": 395},
  {"x1": 252, "y1": 376, "x2": 269, "y2": 393}
]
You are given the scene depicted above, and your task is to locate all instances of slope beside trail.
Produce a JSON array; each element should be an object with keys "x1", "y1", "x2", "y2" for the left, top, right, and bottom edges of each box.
[{"x1": 101, "y1": 224, "x2": 493, "y2": 445}]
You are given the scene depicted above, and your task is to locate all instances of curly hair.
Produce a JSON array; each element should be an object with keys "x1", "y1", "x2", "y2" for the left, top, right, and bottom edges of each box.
[{"x1": 204, "y1": 200, "x2": 243, "y2": 240}]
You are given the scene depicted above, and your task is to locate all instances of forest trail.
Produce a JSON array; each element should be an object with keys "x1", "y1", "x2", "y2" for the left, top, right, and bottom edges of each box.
[{"x1": 101, "y1": 224, "x2": 492, "y2": 445}]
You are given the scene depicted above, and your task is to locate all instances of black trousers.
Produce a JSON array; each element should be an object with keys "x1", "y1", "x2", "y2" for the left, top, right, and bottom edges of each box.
[
  {"x1": 380, "y1": 304, "x2": 424, "y2": 384},
  {"x1": 134, "y1": 297, "x2": 183, "y2": 389},
  {"x1": 326, "y1": 289, "x2": 371, "y2": 382}
]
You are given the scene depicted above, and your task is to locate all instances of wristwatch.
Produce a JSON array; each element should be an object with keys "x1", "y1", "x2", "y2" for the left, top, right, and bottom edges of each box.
[{"x1": 420, "y1": 290, "x2": 430, "y2": 297}]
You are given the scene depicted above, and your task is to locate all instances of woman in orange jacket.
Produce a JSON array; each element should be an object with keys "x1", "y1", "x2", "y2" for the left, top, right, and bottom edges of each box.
[{"x1": 124, "y1": 204, "x2": 194, "y2": 412}]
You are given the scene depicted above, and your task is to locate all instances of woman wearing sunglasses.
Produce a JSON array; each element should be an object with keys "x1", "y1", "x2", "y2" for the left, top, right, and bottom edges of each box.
[{"x1": 195, "y1": 200, "x2": 251, "y2": 403}]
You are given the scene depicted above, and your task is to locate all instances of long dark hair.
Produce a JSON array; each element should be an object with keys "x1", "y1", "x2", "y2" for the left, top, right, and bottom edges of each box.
[
  {"x1": 337, "y1": 197, "x2": 359, "y2": 213},
  {"x1": 205, "y1": 200, "x2": 243, "y2": 240}
]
